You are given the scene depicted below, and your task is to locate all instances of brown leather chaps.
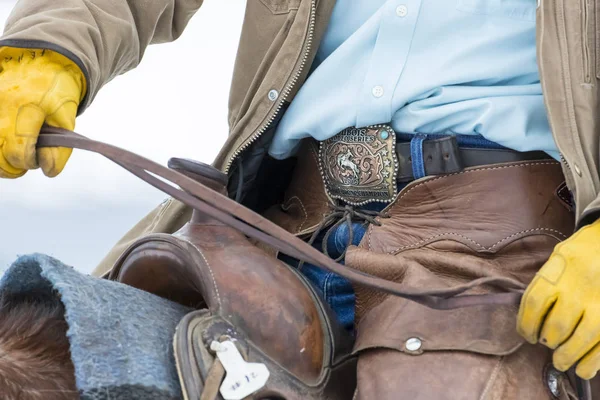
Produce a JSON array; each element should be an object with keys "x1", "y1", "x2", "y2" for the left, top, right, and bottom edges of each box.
[
  {"x1": 345, "y1": 160, "x2": 584, "y2": 399},
  {"x1": 264, "y1": 140, "x2": 592, "y2": 399}
]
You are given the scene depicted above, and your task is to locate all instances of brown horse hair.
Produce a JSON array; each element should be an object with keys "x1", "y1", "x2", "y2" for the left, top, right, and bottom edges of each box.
[{"x1": 0, "y1": 290, "x2": 78, "y2": 400}]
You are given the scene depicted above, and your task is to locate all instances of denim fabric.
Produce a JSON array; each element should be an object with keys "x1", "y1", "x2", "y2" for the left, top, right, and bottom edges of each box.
[
  {"x1": 312, "y1": 222, "x2": 367, "y2": 330},
  {"x1": 396, "y1": 132, "x2": 507, "y2": 150},
  {"x1": 282, "y1": 222, "x2": 370, "y2": 332},
  {"x1": 410, "y1": 133, "x2": 428, "y2": 179}
]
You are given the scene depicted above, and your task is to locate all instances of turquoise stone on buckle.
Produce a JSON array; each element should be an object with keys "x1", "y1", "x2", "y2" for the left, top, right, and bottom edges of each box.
[{"x1": 318, "y1": 124, "x2": 399, "y2": 206}]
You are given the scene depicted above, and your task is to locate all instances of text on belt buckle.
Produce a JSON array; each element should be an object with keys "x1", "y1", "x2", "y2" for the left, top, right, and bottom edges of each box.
[{"x1": 319, "y1": 125, "x2": 398, "y2": 206}]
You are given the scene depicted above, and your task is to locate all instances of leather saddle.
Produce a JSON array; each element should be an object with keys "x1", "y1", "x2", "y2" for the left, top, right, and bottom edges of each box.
[{"x1": 107, "y1": 158, "x2": 357, "y2": 400}]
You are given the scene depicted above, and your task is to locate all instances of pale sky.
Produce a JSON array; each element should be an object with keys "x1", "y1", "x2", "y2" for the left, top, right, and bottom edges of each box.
[{"x1": 0, "y1": 1, "x2": 246, "y2": 273}]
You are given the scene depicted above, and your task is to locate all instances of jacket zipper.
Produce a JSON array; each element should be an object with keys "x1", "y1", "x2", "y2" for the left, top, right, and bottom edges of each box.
[
  {"x1": 224, "y1": 0, "x2": 317, "y2": 174},
  {"x1": 582, "y1": 0, "x2": 591, "y2": 82}
]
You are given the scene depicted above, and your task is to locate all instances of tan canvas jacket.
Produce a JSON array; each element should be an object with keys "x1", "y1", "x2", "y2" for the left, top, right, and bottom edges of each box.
[{"x1": 0, "y1": 0, "x2": 598, "y2": 276}]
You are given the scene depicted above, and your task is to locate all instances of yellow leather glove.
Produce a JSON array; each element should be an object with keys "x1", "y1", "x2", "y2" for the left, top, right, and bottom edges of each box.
[
  {"x1": 518, "y1": 218, "x2": 600, "y2": 379},
  {"x1": 0, "y1": 47, "x2": 86, "y2": 178}
]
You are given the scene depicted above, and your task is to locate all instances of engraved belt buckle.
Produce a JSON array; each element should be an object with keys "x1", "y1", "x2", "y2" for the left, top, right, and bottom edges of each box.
[{"x1": 319, "y1": 124, "x2": 398, "y2": 206}]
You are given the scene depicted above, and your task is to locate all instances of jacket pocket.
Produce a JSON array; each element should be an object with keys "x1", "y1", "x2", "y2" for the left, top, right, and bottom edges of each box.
[
  {"x1": 456, "y1": 0, "x2": 537, "y2": 21},
  {"x1": 260, "y1": 0, "x2": 301, "y2": 14}
]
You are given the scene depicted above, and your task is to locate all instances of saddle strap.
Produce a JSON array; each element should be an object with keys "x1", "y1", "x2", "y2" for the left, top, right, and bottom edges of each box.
[{"x1": 36, "y1": 127, "x2": 591, "y2": 399}]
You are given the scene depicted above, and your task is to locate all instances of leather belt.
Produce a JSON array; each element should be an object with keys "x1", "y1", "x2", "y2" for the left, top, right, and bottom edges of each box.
[
  {"x1": 395, "y1": 135, "x2": 551, "y2": 182},
  {"x1": 318, "y1": 125, "x2": 552, "y2": 206}
]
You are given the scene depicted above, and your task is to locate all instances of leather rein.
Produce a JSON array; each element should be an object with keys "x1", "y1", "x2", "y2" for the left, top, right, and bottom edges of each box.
[{"x1": 36, "y1": 127, "x2": 592, "y2": 399}]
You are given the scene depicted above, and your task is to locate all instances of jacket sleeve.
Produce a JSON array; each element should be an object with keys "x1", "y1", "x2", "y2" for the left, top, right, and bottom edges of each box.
[{"x1": 0, "y1": 0, "x2": 204, "y2": 112}]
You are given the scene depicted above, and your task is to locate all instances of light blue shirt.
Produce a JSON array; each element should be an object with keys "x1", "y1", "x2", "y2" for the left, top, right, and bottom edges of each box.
[{"x1": 268, "y1": 0, "x2": 559, "y2": 160}]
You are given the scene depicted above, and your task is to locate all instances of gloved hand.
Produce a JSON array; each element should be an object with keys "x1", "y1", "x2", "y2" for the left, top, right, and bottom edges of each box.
[
  {"x1": 0, "y1": 47, "x2": 86, "y2": 178},
  {"x1": 518, "y1": 218, "x2": 600, "y2": 379}
]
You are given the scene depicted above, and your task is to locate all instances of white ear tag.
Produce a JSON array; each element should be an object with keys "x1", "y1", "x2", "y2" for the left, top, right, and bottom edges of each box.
[{"x1": 210, "y1": 340, "x2": 270, "y2": 400}]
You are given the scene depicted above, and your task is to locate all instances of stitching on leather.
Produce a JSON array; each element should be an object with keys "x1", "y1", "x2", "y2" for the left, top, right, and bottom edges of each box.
[
  {"x1": 558, "y1": 187, "x2": 571, "y2": 204},
  {"x1": 479, "y1": 357, "x2": 504, "y2": 400},
  {"x1": 384, "y1": 232, "x2": 484, "y2": 254},
  {"x1": 488, "y1": 228, "x2": 568, "y2": 250},
  {"x1": 556, "y1": 183, "x2": 573, "y2": 210},
  {"x1": 367, "y1": 223, "x2": 375, "y2": 250},
  {"x1": 281, "y1": 196, "x2": 308, "y2": 233},
  {"x1": 383, "y1": 228, "x2": 566, "y2": 255},
  {"x1": 187, "y1": 242, "x2": 222, "y2": 307},
  {"x1": 367, "y1": 162, "x2": 559, "y2": 251},
  {"x1": 394, "y1": 162, "x2": 558, "y2": 205}
]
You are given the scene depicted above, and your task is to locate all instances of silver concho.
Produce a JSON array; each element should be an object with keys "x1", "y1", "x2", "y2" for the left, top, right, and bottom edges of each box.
[
  {"x1": 544, "y1": 365, "x2": 563, "y2": 399},
  {"x1": 319, "y1": 125, "x2": 398, "y2": 206}
]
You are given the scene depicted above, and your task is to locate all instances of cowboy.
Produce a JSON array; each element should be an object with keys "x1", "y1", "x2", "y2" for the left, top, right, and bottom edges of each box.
[{"x1": 1, "y1": 0, "x2": 599, "y2": 398}]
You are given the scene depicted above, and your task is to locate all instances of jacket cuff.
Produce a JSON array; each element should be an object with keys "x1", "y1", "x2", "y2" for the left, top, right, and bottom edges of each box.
[{"x1": 0, "y1": 39, "x2": 91, "y2": 115}]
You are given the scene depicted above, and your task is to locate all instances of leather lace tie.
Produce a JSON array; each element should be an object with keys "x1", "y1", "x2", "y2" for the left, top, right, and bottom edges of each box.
[{"x1": 299, "y1": 204, "x2": 388, "y2": 271}]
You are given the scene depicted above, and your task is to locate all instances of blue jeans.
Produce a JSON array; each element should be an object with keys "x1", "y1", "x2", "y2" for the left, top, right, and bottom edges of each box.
[{"x1": 281, "y1": 221, "x2": 369, "y2": 332}]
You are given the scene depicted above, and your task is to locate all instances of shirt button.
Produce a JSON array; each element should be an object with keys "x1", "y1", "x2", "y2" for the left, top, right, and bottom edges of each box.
[
  {"x1": 372, "y1": 85, "x2": 384, "y2": 98},
  {"x1": 396, "y1": 5, "x2": 408, "y2": 17}
]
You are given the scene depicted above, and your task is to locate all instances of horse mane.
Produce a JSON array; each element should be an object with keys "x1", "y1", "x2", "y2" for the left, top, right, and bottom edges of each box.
[{"x1": 0, "y1": 290, "x2": 78, "y2": 400}]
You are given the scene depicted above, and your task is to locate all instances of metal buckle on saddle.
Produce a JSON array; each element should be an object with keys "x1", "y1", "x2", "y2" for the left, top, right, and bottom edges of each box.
[{"x1": 319, "y1": 124, "x2": 398, "y2": 206}]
